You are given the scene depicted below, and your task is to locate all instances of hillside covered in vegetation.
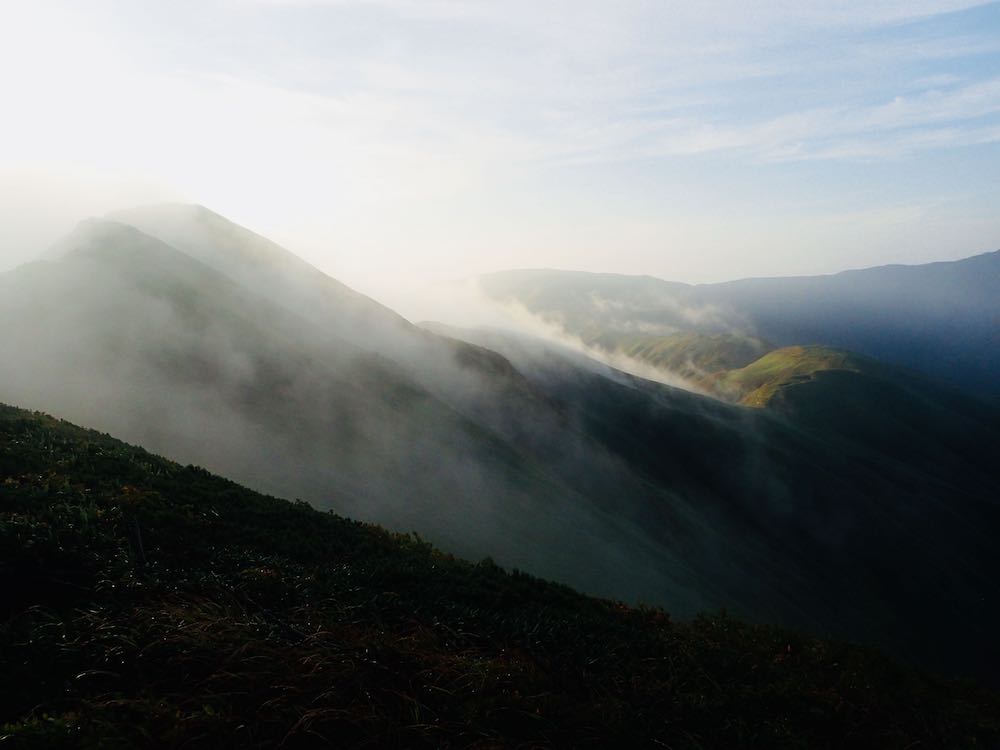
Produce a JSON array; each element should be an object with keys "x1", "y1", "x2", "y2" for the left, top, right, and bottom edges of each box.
[{"x1": 1, "y1": 403, "x2": 998, "y2": 748}]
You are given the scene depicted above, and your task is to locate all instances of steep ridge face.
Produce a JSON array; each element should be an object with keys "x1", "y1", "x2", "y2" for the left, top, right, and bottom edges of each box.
[
  {"x1": 2, "y1": 209, "x2": 999, "y2": 682},
  {"x1": 109, "y1": 205, "x2": 553, "y2": 442},
  {"x1": 110, "y1": 204, "x2": 415, "y2": 349},
  {"x1": 0, "y1": 219, "x2": 466, "y2": 501},
  {"x1": 479, "y1": 255, "x2": 1000, "y2": 399}
]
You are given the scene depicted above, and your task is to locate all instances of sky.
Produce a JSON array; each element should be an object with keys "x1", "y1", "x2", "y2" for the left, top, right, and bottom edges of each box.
[{"x1": 1, "y1": 0, "x2": 999, "y2": 310}]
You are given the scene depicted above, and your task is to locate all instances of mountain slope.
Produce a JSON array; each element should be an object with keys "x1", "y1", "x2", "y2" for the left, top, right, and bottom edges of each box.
[
  {"x1": 2, "y1": 403, "x2": 998, "y2": 749},
  {"x1": 110, "y1": 204, "x2": 414, "y2": 348},
  {"x1": 420, "y1": 323, "x2": 1000, "y2": 681},
  {"x1": 110, "y1": 204, "x2": 552, "y2": 436},
  {"x1": 0, "y1": 217, "x2": 760, "y2": 622}
]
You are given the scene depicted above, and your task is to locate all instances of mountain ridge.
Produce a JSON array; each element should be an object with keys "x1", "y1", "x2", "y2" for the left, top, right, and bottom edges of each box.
[
  {"x1": 485, "y1": 248, "x2": 1000, "y2": 288},
  {"x1": 479, "y1": 251, "x2": 1000, "y2": 398}
]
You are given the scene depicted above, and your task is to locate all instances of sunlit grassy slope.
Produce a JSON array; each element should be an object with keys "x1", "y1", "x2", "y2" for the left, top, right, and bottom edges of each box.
[
  {"x1": 706, "y1": 345, "x2": 886, "y2": 406},
  {"x1": 2, "y1": 402, "x2": 999, "y2": 749}
]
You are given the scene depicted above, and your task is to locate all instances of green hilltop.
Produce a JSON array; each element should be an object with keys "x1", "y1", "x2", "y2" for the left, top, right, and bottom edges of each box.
[
  {"x1": 2, "y1": 403, "x2": 998, "y2": 748},
  {"x1": 705, "y1": 345, "x2": 886, "y2": 407}
]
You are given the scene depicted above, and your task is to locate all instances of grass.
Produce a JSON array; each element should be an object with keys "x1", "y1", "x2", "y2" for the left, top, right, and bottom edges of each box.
[
  {"x1": 705, "y1": 346, "x2": 883, "y2": 406},
  {"x1": 1, "y1": 402, "x2": 998, "y2": 748}
]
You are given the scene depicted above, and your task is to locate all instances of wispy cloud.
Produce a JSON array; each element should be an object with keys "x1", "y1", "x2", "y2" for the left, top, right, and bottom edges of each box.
[
  {"x1": 1, "y1": 0, "x2": 998, "y2": 286},
  {"x1": 601, "y1": 76, "x2": 1000, "y2": 163},
  {"x1": 213, "y1": 0, "x2": 1000, "y2": 167}
]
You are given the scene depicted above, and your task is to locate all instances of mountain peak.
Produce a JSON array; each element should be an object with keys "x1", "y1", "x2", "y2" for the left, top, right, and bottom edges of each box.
[
  {"x1": 108, "y1": 203, "x2": 295, "y2": 271},
  {"x1": 47, "y1": 217, "x2": 180, "y2": 264},
  {"x1": 107, "y1": 203, "x2": 416, "y2": 348}
]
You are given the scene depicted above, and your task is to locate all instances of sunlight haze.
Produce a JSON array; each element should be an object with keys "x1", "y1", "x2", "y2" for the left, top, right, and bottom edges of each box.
[{"x1": 1, "y1": 0, "x2": 998, "y2": 314}]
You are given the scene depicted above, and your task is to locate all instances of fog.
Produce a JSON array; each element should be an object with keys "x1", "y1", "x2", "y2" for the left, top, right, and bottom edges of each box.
[{"x1": 0, "y1": 210, "x2": 713, "y2": 611}]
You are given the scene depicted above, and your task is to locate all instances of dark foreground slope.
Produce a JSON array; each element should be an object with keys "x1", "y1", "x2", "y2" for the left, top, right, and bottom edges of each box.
[{"x1": 2, "y1": 404, "x2": 998, "y2": 749}]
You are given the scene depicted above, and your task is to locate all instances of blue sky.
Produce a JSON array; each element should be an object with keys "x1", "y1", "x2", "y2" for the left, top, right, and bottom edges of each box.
[{"x1": 0, "y1": 0, "x2": 998, "y2": 308}]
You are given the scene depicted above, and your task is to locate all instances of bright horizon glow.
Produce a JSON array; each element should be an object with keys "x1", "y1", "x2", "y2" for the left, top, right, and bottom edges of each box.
[{"x1": 1, "y1": 1, "x2": 999, "y2": 311}]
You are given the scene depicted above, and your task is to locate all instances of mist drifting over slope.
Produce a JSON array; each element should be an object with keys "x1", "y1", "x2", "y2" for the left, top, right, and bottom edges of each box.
[{"x1": 0, "y1": 209, "x2": 706, "y2": 610}]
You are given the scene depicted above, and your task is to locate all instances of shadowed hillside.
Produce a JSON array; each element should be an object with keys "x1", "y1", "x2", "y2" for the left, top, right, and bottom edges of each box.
[
  {"x1": 2, "y1": 403, "x2": 998, "y2": 749},
  {"x1": 421, "y1": 323, "x2": 1000, "y2": 682}
]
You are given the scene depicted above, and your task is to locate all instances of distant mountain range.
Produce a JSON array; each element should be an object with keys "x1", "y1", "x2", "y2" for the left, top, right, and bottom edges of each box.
[
  {"x1": 2, "y1": 205, "x2": 998, "y2": 682},
  {"x1": 479, "y1": 254, "x2": 1000, "y2": 400}
]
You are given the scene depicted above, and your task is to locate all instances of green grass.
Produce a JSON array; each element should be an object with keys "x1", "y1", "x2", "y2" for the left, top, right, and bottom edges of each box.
[
  {"x1": 572, "y1": 332, "x2": 879, "y2": 411},
  {"x1": 1, "y1": 402, "x2": 998, "y2": 748},
  {"x1": 706, "y1": 346, "x2": 884, "y2": 406}
]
